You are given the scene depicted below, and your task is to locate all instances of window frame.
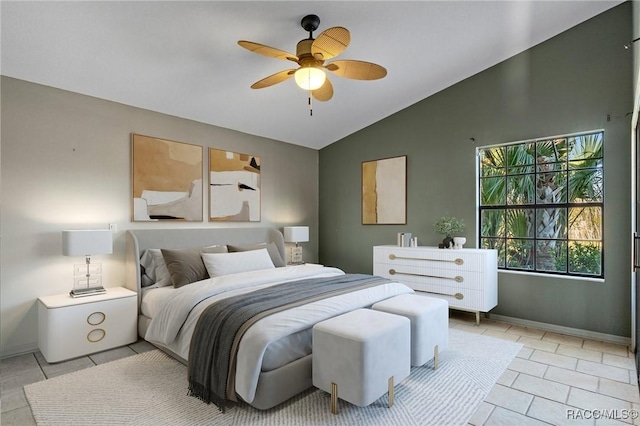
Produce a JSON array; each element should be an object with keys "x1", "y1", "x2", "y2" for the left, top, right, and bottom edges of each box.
[{"x1": 476, "y1": 130, "x2": 604, "y2": 279}]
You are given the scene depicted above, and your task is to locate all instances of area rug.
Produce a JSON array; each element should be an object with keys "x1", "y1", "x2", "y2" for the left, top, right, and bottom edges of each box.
[{"x1": 25, "y1": 328, "x2": 522, "y2": 426}]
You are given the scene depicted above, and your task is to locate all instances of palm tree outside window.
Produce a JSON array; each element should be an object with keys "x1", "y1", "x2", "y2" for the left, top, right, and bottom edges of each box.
[{"x1": 478, "y1": 131, "x2": 603, "y2": 278}]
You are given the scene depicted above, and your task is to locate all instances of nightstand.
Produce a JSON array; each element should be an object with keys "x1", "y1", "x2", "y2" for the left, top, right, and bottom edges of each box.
[{"x1": 38, "y1": 287, "x2": 137, "y2": 363}]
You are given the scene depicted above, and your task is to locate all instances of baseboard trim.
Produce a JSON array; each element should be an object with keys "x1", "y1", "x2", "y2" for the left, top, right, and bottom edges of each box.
[
  {"x1": 0, "y1": 342, "x2": 39, "y2": 360},
  {"x1": 488, "y1": 313, "x2": 631, "y2": 347}
]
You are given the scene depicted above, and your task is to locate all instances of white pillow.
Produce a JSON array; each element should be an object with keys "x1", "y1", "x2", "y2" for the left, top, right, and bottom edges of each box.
[
  {"x1": 147, "y1": 249, "x2": 172, "y2": 287},
  {"x1": 201, "y1": 248, "x2": 275, "y2": 278}
]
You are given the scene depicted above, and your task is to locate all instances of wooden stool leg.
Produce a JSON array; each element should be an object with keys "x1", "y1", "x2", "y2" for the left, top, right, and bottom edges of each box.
[
  {"x1": 331, "y1": 382, "x2": 338, "y2": 414},
  {"x1": 388, "y1": 376, "x2": 394, "y2": 408},
  {"x1": 434, "y1": 344, "x2": 439, "y2": 370}
]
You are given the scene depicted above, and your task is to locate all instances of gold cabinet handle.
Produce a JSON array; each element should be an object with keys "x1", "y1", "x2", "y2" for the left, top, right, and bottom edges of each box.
[
  {"x1": 87, "y1": 329, "x2": 106, "y2": 343},
  {"x1": 415, "y1": 289, "x2": 464, "y2": 300},
  {"x1": 87, "y1": 311, "x2": 106, "y2": 326},
  {"x1": 389, "y1": 268, "x2": 463, "y2": 283},
  {"x1": 388, "y1": 254, "x2": 463, "y2": 265}
]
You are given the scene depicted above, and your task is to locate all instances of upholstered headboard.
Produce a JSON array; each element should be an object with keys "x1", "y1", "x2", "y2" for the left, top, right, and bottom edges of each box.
[{"x1": 125, "y1": 227, "x2": 286, "y2": 308}]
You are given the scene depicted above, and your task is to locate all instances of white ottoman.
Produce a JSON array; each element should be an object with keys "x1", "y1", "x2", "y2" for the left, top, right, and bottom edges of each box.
[
  {"x1": 312, "y1": 308, "x2": 410, "y2": 414},
  {"x1": 372, "y1": 294, "x2": 448, "y2": 368}
]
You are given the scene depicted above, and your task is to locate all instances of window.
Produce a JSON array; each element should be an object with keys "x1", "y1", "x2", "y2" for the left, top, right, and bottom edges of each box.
[{"x1": 478, "y1": 131, "x2": 603, "y2": 278}]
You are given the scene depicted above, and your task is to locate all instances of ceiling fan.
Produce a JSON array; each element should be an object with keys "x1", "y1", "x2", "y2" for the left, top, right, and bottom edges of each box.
[{"x1": 238, "y1": 14, "x2": 387, "y2": 105}]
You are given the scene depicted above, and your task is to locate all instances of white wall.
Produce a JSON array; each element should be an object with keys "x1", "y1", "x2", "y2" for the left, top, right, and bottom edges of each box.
[{"x1": 0, "y1": 77, "x2": 319, "y2": 357}]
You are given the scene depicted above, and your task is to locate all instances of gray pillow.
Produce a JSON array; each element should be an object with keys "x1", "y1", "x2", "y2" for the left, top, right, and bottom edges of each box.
[
  {"x1": 227, "y1": 242, "x2": 285, "y2": 267},
  {"x1": 161, "y1": 247, "x2": 212, "y2": 288}
]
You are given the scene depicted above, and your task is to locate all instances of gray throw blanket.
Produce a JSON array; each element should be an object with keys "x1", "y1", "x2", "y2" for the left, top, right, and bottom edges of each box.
[{"x1": 187, "y1": 273, "x2": 391, "y2": 411}]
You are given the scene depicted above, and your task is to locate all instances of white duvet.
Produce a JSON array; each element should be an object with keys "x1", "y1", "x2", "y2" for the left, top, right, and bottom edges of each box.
[{"x1": 144, "y1": 264, "x2": 413, "y2": 403}]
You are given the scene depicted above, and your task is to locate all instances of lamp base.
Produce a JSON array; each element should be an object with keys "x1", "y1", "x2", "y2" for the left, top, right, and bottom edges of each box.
[{"x1": 70, "y1": 286, "x2": 106, "y2": 298}]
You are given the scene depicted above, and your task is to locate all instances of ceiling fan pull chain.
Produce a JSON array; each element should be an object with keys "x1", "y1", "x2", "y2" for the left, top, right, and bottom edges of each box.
[{"x1": 308, "y1": 93, "x2": 313, "y2": 116}]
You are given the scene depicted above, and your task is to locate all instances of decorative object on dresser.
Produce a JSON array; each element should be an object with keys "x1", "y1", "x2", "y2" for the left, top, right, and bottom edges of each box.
[
  {"x1": 62, "y1": 229, "x2": 112, "y2": 297},
  {"x1": 453, "y1": 236, "x2": 466, "y2": 249},
  {"x1": 373, "y1": 245, "x2": 497, "y2": 325},
  {"x1": 209, "y1": 148, "x2": 261, "y2": 222},
  {"x1": 284, "y1": 226, "x2": 309, "y2": 264},
  {"x1": 131, "y1": 134, "x2": 204, "y2": 222},
  {"x1": 362, "y1": 155, "x2": 407, "y2": 225},
  {"x1": 433, "y1": 215, "x2": 465, "y2": 248},
  {"x1": 37, "y1": 287, "x2": 137, "y2": 363}
]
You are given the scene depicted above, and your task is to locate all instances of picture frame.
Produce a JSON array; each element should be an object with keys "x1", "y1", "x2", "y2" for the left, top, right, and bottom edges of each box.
[
  {"x1": 131, "y1": 134, "x2": 203, "y2": 221},
  {"x1": 362, "y1": 155, "x2": 407, "y2": 225},
  {"x1": 209, "y1": 148, "x2": 261, "y2": 222}
]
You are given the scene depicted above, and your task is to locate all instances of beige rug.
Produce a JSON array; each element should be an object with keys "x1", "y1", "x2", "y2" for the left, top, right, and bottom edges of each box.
[{"x1": 25, "y1": 328, "x2": 522, "y2": 426}]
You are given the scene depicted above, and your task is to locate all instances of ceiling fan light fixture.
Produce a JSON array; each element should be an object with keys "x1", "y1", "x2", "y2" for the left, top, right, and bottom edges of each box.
[{"x1": 294, "y1": 66, "x2": 326, "y2": 91}]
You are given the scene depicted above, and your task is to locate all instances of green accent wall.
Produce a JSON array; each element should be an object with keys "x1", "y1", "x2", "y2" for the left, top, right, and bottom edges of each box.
[{"x1": 319, "y1": 3, "x2": 632, "y2": 337}]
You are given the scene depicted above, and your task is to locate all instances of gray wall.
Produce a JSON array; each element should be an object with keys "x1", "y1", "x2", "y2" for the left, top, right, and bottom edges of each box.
[
  {"x1": 319, "y1": 3, "x2": 632, "y2": 337},
  {"x1": 0, "y1": 77, "x2": 319, "y2": 357}
]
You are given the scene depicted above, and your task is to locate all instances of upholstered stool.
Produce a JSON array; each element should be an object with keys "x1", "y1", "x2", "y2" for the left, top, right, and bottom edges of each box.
[
  {"x1": 312, "y1": 308, "x2": 410, "y2": 414},
  {"x1": 372, "y1": 294, "x2": 448, "y2": 368}
]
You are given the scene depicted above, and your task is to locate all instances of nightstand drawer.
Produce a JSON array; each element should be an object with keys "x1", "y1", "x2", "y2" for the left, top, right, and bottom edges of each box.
[{"x1": 38, "y1": 287, "x2": 137, "y2": 363}]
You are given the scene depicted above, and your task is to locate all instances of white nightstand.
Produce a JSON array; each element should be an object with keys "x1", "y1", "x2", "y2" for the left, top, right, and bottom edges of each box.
[{"x1": 38, "y1": 287, "x2": 137, "y2": 363}]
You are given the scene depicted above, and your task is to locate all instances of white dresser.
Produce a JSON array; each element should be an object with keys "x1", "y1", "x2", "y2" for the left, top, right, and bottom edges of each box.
[{"x1": 373, "y1": 245, "x2": 498, "y2": 324}]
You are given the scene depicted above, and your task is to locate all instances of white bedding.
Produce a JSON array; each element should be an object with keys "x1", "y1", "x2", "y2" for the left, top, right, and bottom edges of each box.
[
  {"x1": 140, "y1": 286, "x2": 175, "y2": 318},
  {"x1": 144, "y1": 264, "x2": 414, "y2": 404}
]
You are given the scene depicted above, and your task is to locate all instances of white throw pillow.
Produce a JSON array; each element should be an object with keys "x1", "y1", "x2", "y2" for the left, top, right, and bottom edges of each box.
[
  {"x1": 201, "y1": 248, "x2": 275, "y2": 277},
  {"x1": 147, "y1": 249, "x2": 173, "y2": 287}
]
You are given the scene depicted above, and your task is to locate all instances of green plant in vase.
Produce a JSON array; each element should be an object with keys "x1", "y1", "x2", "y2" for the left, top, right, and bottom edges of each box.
[{"x1": 434, "y1": 216, "x2": 465, "y2": 248}]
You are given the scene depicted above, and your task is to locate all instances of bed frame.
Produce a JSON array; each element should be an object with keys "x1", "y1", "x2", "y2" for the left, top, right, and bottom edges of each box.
[{"x1": 124, "y1": 227, "x2": 312, "y2": 410}]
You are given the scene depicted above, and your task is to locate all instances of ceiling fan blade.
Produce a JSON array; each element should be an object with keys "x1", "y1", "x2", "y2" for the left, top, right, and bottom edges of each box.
[
  {"x1": 312, "y1": 77, "x2": 333, "y2": 102},
  {"x1": 250, "y1": 69, "x2": 296, "y2": 89},
  {"x1": 238, "y1": 40, "x2": 298, "y2": 62},
  {"x1": 311, "y1": 27, "x2": 350, "y2": 60},
  {"x1": 325, "y1": 60, "x2": 387, "y2": 80}
]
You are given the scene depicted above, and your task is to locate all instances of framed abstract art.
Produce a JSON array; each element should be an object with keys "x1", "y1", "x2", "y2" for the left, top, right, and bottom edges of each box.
[
  {"x1": 209, "y1": 148, "x2": 261, "y2": 222},
  {"x1": 131, "y1": 134, "x2": 203, "y2": 221},
  {"x1": 362, "y1": 155, "x2": 407, "y2": 225}
]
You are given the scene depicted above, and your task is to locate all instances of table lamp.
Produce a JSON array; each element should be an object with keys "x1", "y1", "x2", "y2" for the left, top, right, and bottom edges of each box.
[
  {"x1": 62, "y1": 229, "x2": 112, "y2": 297},
  {"x1": 283, "y1": 226, "x2": 309, "y2": 265}
]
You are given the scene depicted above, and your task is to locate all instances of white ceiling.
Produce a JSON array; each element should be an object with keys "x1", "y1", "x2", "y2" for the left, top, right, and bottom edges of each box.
[{"x1": 1, "y1": 1, "x2": 624, "y2": 150}]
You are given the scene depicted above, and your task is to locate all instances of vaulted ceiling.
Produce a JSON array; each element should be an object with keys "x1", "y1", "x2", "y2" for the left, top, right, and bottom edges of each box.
[{"x1": 1, "y1": 1, "x2": 623, "y2": 149}]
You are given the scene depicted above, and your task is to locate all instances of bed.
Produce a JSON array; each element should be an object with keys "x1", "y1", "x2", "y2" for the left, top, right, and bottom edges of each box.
[{"x1": 124, "y1": 227, "x2": 414, "y2": 410}]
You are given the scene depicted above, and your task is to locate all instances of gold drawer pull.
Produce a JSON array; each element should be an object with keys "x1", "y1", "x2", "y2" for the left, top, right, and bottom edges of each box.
[
  {"x1": 87, "y1": 311, "x2": 105, "y2": 326},
  {"x1": 416, "y1": 289, "x2": 464, "y2": 300},
  {"x1": 389, "y1": 269, "x2": 463, "y2": 282},
  {"x1": 388, "y1": 254, "x2": 464, "y2": 265},
  {"x1": 87, "y1": 329, "x2": 106, "y2": 343}
]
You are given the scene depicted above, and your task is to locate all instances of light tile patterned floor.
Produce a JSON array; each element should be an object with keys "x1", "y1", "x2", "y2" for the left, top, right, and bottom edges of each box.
[
  {"x1": 452, "y1": 313, "x2": 640, "y2": 426},
  {"x1": 1, "y1": 314, "x2": 638, "y2": 425}
]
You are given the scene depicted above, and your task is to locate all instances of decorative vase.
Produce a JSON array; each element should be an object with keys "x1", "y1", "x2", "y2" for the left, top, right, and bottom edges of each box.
[
  {"x1": 453, "y1": 236, "x2": 466, "y2": 249},
  {"x1": 442, "y1": 236, "x2": 453, "y2": 249}
]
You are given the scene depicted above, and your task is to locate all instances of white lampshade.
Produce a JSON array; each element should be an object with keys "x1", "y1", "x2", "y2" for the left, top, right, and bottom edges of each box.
[
  {"x1": 284, "y1": 226, "x2": 309, "y2": 244},
  {"x1": 294, "y1": 67, "x2": 326, "y2": 91},
  {"x1": 62, "y1": 230, "x2": 113, "y2": 256}
]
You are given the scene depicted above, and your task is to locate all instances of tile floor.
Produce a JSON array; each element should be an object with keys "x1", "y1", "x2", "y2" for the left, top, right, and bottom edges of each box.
[{"x1": 1, "y1": 312, "x2": 638, "y2": 425}]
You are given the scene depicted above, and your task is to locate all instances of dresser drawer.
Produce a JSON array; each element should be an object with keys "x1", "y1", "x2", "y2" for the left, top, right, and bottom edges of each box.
[
  {"x1": 374, "y1": 247, "x2": 485, "y2": 273},
  {"x1": 375, "y1": 263, "x2": 484, "y2": 291},
  {"x1": 409, "y1": 284, "x2": 484, "y2": 310}
]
